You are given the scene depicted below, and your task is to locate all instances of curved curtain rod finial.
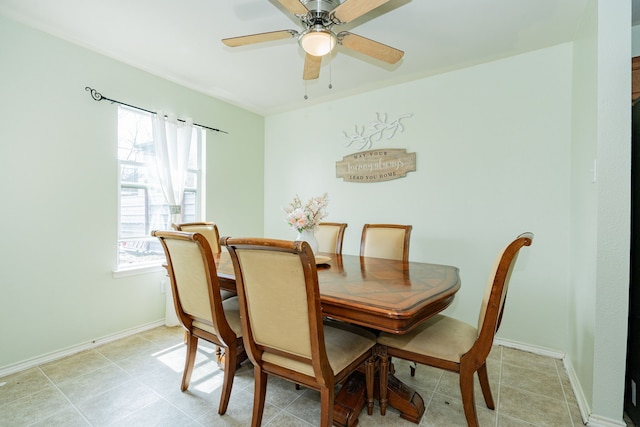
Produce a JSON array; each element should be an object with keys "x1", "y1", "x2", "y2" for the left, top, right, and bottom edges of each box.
[{"x1": 85, "y1": 86, "x2": 104, "y2": 102}]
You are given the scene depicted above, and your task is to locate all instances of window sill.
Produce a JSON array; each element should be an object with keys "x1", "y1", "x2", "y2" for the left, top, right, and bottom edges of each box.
[{"x1": 112, "y1": 264, "x2": 165, "y2": 278}]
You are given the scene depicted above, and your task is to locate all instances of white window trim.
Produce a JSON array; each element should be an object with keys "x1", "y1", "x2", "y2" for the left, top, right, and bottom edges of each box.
[{"x1": 112, "y1": 263, "x2": 165, "y2": 278}]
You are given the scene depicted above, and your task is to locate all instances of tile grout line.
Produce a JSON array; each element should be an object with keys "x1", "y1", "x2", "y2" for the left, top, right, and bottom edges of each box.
[
  {"x1": 554, "y1": 359, "x2": 580, "y2": 427},
  {"x1": 422, "y1": 367, "x2": 443, "y2": 418},
  {"x1": 32, "y1": 365, "x2": 94, "y2": 427}
]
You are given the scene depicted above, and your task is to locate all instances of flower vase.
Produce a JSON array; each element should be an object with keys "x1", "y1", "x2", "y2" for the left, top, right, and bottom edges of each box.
[{"x1": 296, "y1": 229, "x2": 319, "y2": 254}]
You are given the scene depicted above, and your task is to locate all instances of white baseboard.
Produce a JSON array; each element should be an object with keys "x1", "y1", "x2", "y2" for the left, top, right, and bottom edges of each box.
[
  {"x1": 563, "y1": 356, "x2": 626, "y2": 427},
  {"x1": 562, "y1": 352, "x2": 592, "y2": 425},
  {"x1": 494, "y1": 337, "x2": 566, "y2": 359},
  {"x1": 586, "y1": 414, "x2": 627, "y2": 427},
  {"x1": 0, "y1": 319, "x2": 166, "y2": 378}
]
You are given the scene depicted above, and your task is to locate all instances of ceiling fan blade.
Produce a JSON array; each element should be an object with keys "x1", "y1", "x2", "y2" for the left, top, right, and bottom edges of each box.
[
  {"x1": 277, "y1": 0, "x2": 308, "y2": 16},
  {"x1": 222, "y1": 30, "x2": 297, "y2": 47},
  {"x1": 303, "y1": 54, "x2": 322, "y2": 80},
  {"x1": 338, "y1": 32, "x2": 404, "y2": 64},
  {"x1": 332, "y1": 0, "x2": 390, "y2": 23}
]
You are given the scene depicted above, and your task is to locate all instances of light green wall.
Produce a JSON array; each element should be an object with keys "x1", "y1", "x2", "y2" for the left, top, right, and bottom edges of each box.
[
  {"x1": 0, "y1": 15, "x2": 264, "y2": 369},
  {"x1": 265, "y1": 44, "x2": 573, "y2": 351},
  {"x1": 568, "y1": 1, "x2": 631, "y2": 421},
  {"x1": 591, "y1": 1, "x2": 631, "y2": 420},
  {"x1": 569, "y1": 0, "x2": 598, "y2": 411}
]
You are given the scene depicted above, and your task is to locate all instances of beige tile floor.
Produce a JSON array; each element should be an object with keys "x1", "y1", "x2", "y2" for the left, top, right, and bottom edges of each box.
[{"x1": 0, "y1": 326, "x2": 586, "y2": 427}]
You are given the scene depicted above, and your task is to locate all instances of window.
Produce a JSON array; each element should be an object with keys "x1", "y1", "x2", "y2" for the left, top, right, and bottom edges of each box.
[{"x1": 117, "y1": 106, "x2": 204, "y2": 269}]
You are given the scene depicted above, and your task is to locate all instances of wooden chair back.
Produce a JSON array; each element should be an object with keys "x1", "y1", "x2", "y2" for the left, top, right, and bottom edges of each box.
[
  {"x1": 222, "y1": 238, "x2": 330, "y2": 380},
  {"x1": 316, "y1": 222, "x2": 348, "y2": 254},
  {"x1": 475, "y1": 232, "x2": 534, "y2": 354},
  {"x1": 360, "y1": 224, "x2": 412, "y2": 262},
  {"x1": 172, "y1": 221, "x2": 221, "y2": 254}
]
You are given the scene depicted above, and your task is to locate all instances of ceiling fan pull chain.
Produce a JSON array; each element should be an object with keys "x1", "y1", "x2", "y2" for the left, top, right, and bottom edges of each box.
[
  {"x1": 304, "y1": 80, "x2": 309, "y2": 100},
  {"x1": 328, "y1": 53, "x2": 333, "y2": 89}
]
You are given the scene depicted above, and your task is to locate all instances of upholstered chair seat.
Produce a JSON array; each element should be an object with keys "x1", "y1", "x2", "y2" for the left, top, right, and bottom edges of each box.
[
  {"x1": 192, "y1": 297, "x2": 243, "y2": 337},
  {"x1": 378, "y1": 314, "x2": 477, "y2": 363}
]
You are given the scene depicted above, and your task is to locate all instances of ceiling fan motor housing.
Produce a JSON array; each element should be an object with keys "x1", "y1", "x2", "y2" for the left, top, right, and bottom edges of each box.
[
  {"x1": 300, "y1": 0, "x2": 340, "y2": 29},
  {"x1": 302, "y1": 0, "x2": 340, "y2": 14}
]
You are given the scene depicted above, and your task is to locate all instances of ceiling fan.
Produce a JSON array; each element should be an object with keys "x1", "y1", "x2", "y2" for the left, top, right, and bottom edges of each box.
[{"x1": 222, "y1": 0, "x2": 404, "y2": 80}]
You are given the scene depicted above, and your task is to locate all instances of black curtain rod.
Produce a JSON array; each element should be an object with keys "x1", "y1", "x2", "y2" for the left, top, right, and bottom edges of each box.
[{"x1": 85, "y1": 86, "x2": 228, "y2": 134}]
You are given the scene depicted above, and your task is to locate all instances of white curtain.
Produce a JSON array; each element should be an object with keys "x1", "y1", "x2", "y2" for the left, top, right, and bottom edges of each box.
[
  {"x1": 152, "y1": 111, "x2": 196, "y2": 327},
  {"x1": 152, "y1": 110, "x2": 195, "y2": 227}
]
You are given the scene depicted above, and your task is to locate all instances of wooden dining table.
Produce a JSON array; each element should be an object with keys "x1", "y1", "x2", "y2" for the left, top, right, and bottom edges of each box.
[{"x1": 214, "y1": 251, "x2": 461, "y2": 426}]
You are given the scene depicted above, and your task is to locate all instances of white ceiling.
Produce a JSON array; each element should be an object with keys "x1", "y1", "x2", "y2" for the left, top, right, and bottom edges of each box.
[{"x1": 0, "y1": 0, "x2": 619, "y2": 116}]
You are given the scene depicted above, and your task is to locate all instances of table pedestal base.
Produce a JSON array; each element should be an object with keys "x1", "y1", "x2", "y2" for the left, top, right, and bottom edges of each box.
[
  {"x1": 333, "y1": 371, "x2": 367, "y2": 427},
  {"x1": 332, "y1": 371, "x2": 424, "y2": 426},
  {"x1": 385, "y1": 374, "x2": 425, "y2": 423}
]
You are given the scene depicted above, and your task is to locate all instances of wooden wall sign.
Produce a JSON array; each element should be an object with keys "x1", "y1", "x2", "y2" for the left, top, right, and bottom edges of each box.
[{"x1": 336, "y1": 149, "x2": 416, "y2": 183}]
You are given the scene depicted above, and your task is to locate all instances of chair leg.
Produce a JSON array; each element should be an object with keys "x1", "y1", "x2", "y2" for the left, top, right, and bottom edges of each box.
[
  {"x1": 218, "y1": 345, "x2": 236, "y2": 415},
  {"x1": 319, "y1": 385, "x2": 335, "y2": 427},
  {"x1": 459, "y1": 365, "x2": 480, "y2": 427},
  {"x1": 365, "y1": 356, "x2": 375, "y2": 415},
  {"x1": 251, "y1": 367, "x2": 267, "y2": 427},
  {"x1": 181, "y1": 333, "x2": 198, "y2": 391},
  {"x1": 477, "y1": 362, "x2": 495, "y2": 410},
  {"x1": 379, "y1": 354, "x2": 389, "y2": 416}
]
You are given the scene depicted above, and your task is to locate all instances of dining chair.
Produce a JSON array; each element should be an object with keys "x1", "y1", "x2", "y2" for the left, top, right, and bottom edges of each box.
[
  {"x1": 376, "y1": 232, "x2": 534, "y2": 427},
  {"x1": 360, "y1": 223, "x2": 412, "y2": 262},
  {"x1": 152, "y1": 230, "x2": 247, "y2": 415},
  {"x1": 172, "y1": 221, "x2": 235, "y2": 358},
  {"x1": 221, "y1": 237, "x2": 377, "y2": 427},
  {"x1": 316, "y1": 222, "x2": 348, "y2": 254}
]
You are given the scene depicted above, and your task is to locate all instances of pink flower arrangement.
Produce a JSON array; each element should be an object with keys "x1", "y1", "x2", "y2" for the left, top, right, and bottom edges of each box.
[{"x1": 283, "y1": 193, "x2": 329, "y2": 232}]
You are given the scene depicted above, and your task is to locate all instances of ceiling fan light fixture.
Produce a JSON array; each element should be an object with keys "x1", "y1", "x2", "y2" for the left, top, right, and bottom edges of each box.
[{"x1": 299, "y1": 27, "x2": 336, "y2": 56}]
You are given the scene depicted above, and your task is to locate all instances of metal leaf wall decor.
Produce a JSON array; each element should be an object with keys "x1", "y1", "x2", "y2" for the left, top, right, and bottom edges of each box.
[{"x1": 343, "y1": 113, "x2": 413, "y2": 151}]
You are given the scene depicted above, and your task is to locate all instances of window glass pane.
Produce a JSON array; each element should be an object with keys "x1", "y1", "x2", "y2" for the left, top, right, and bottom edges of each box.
[
  {"x1": 119, "y1": 237, "x2": 165, "y2": 267},
  {"x1": 182, "y1": 191, "x2": 197, "y2": 222},
  {"x1": 120, "y1": 187, "x2": 148, "y2": 238},
  {"x1": 118, "y1": 109, "x2": 153, "y2": 161},
  {"x1": 185, "y1": 171, "x2": 198, "y2": 188}
]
